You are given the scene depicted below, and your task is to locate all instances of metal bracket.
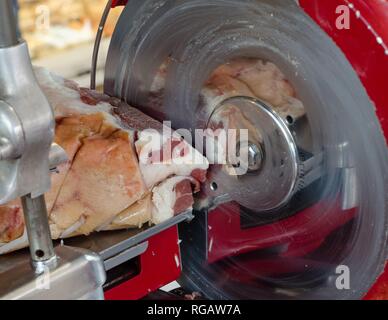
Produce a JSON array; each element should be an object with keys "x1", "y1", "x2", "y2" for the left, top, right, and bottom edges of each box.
[
  {"x1": 0, "y1": 246, "x2": 106, "y2": 300},
  {"x1": 104, "y1": 241, "x2": 148, "y2": 271}
]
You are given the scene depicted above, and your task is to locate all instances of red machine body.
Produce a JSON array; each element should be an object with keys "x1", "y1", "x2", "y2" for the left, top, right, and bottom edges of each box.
[
  {"x1": 111, "y1": 0, "x2": 127, "y2": 8},
  {"x1": 105, "y1": 227, "x2": 182, "y2": 300},
  {"x1": 300, "y1": 0, "x2": 388, "y2": 135},
  {"x1": 104, "y1": 0, "x2": 388, "y2": 299},
  {"x1": 299, "y1": 0, "x2": 388, "y2": 299}
]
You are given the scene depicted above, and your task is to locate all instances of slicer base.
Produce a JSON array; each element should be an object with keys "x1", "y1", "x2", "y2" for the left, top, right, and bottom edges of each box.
[{"x1": 0, "y1": 245, "x2": 106, "y2": 300}]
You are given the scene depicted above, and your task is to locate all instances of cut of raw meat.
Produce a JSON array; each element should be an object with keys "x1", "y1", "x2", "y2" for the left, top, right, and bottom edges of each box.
[
  {"x1": 113, "y1": 102, "x2": 209, "y2": 189},
  {"x1": 0, "y1": 202, "x2": 24, "y2": 244},
  {"x1": 0, "y1": 67, "x2": 208, "y2": 254},
  {"x1": 50, "y1": 129, "x2": 146, "y2": 238},
  {"x1": 152, "y1": 176, "x2": 200, "y2": 224}
]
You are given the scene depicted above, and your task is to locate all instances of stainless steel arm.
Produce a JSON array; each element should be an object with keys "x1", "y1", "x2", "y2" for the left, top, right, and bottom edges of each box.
[
  {"x1": 0, "y1": 2, "x2": 106, "y2": 299},
  {"x1": 21, "y1": 195, "x2": 56, "y2": 267},
  {"x1": 0, "y1": 0, "x2": 19, "y2": 48},
  {"x1": 0, "y1": 0, "x2": 57, "y2": 268}
]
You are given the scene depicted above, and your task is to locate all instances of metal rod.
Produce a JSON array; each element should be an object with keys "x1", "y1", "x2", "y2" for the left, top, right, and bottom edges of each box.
[
  {"x1": 21, "y1": 194, "x2": 56, "y2": 268},
  {"x1": 0, "y1": 0, "x2": 19, "y2": 48},
  {"x1": 90, "y1": 0, "x2": 112, "y2": 89}
]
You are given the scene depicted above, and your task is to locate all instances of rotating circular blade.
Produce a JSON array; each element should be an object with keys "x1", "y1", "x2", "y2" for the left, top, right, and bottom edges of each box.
[
  {"x1": 104, "y1": 0, "x2": 388, "y2": 299},
  {"x1": 204, "y1": 96, "x2": 299, "y2": 212}
]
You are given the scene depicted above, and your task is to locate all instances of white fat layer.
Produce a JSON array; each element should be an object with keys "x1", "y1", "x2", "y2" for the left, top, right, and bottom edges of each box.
[
  {"x1": 34, "y1": 66, "x2": 134, "y2": 140},
  {"x1": 35, "y1": 66, "x2": 109, "y2": 115},
  {"x1": 151, "y1": 176, "x2": 193, "y2": 224},
  {"x1": 137, "y1": 130, "x2": 209, "y2": 188}
]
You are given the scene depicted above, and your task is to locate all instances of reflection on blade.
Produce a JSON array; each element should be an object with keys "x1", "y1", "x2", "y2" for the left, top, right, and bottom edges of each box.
[{"x1": 106, "y1": 0, "x2": 388, "y2": 300}]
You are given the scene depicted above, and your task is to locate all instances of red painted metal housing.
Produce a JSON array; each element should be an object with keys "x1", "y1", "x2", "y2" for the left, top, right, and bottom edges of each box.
[
  {"x1": 104, "y1": 227, "x2": 181, "y2": 300},
  {"x1": 111, "y1": 0, "x2": 127, "y2": 8},
  {"x1": 299, "y1": 0, "x2": 388, "y2": 300}
]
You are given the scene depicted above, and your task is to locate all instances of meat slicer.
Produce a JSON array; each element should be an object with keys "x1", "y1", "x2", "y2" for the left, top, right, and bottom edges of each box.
[
  {"x1": 0, "y1": 0, "x2": 387, "y2": 300},
  {"x1": 0, "y1": 0, "x2": 106, "y2": 299}
]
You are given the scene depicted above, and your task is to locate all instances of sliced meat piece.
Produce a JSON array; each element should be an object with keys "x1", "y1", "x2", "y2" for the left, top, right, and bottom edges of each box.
[
  {"x1": 114, "y1": 103, "x2": 209, "y2": 189},
  {"x1": 0, "y1": 201, "x2": 24, "y2": 244},
  {"x1": 152, "y1": 176, "x2": 199, "y2": 224},
  {"x1": 136, "y1": 131, "x2": 208, "y2": 188},
  {"x1": 50, "y1": 130, "x2": 146, "y2": 237},
  {"x1": 46, "y1": 113, "x2": 111, "y2": 213}
]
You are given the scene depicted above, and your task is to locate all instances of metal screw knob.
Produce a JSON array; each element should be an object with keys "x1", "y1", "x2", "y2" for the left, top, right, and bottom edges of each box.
[
  {"x1": 0, "y1": 137, "x2": 15, "y2": 160},
  {"x1": 247, "y1": 142, "x2": 264, "y2": 173}
]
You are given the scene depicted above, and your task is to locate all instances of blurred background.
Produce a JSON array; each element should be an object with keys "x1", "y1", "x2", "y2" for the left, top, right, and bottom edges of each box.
[{"x1": 15, "y1": 0, "x2": 123, "y2": 89}]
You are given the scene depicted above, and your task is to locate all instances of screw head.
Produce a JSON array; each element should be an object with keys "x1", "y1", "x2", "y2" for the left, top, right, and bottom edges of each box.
[{"x1": 247, "y1": 142, "x2": 264, "y2": 172}]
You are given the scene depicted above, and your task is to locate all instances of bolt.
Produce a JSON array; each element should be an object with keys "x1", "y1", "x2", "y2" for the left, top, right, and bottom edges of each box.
[
  {"x1": 0, "y1": 137, "x2": 14, "y2": 160},
  {"x1": 247, "y1": 142, "x2": 264, "y2": 172}
]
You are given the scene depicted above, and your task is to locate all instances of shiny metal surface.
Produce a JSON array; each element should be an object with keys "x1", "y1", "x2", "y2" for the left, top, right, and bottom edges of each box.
[
  {"x1": 0, "y1": 11, "x2": 107, "y2": 299},
  {"x1": 341, "y1": 167, "x2": 359, "y2": 211},
  {"x1": 0, "y1": 245, "x2": 106, "y2": 300},
  {"x1": 0, "y1": 40, "x2": 59, "y2": 271},
  {"x1": 105, "y1": 0, "x2": 388, "y2": 299},
  {"x1": 247, "y1": 142, "x2": 263, "y2": 173},
  {"x1": 48, "y1": 143, "x2": 68, "y2": 171},
  {"x1": 21, "y1": 195, "x2": 56, "y2": 264},
  {"x1": 0, "y1": 137, "x2": 14, "y2": 160},
  {"x1": 0, "y1": 100, "x2": 24, "y2": 160},
  {"x1": 65, "y1": 209, "x2": 193, "y2": 260},
  {"x1": 0, "y1": 0, "x2": 19, "y2": 48},
  {"x1": 90, "y1": 0, "x2": 112, "y2": 89},
  {"x1": 0, "y1": 42, "x2": 54, "y2": 202},
  {"x1": 0, "y1": 211, "x2": 193, "y2": 299},
  {"x1": 104, "y1": 241, "x2": 148, "y2": 271},
  {"x1": 205, "y1": 97, "x2": 299, "y2": 211},
  {"x1": 0, "y1": 211, "x2": 193, "y2": 269}
]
